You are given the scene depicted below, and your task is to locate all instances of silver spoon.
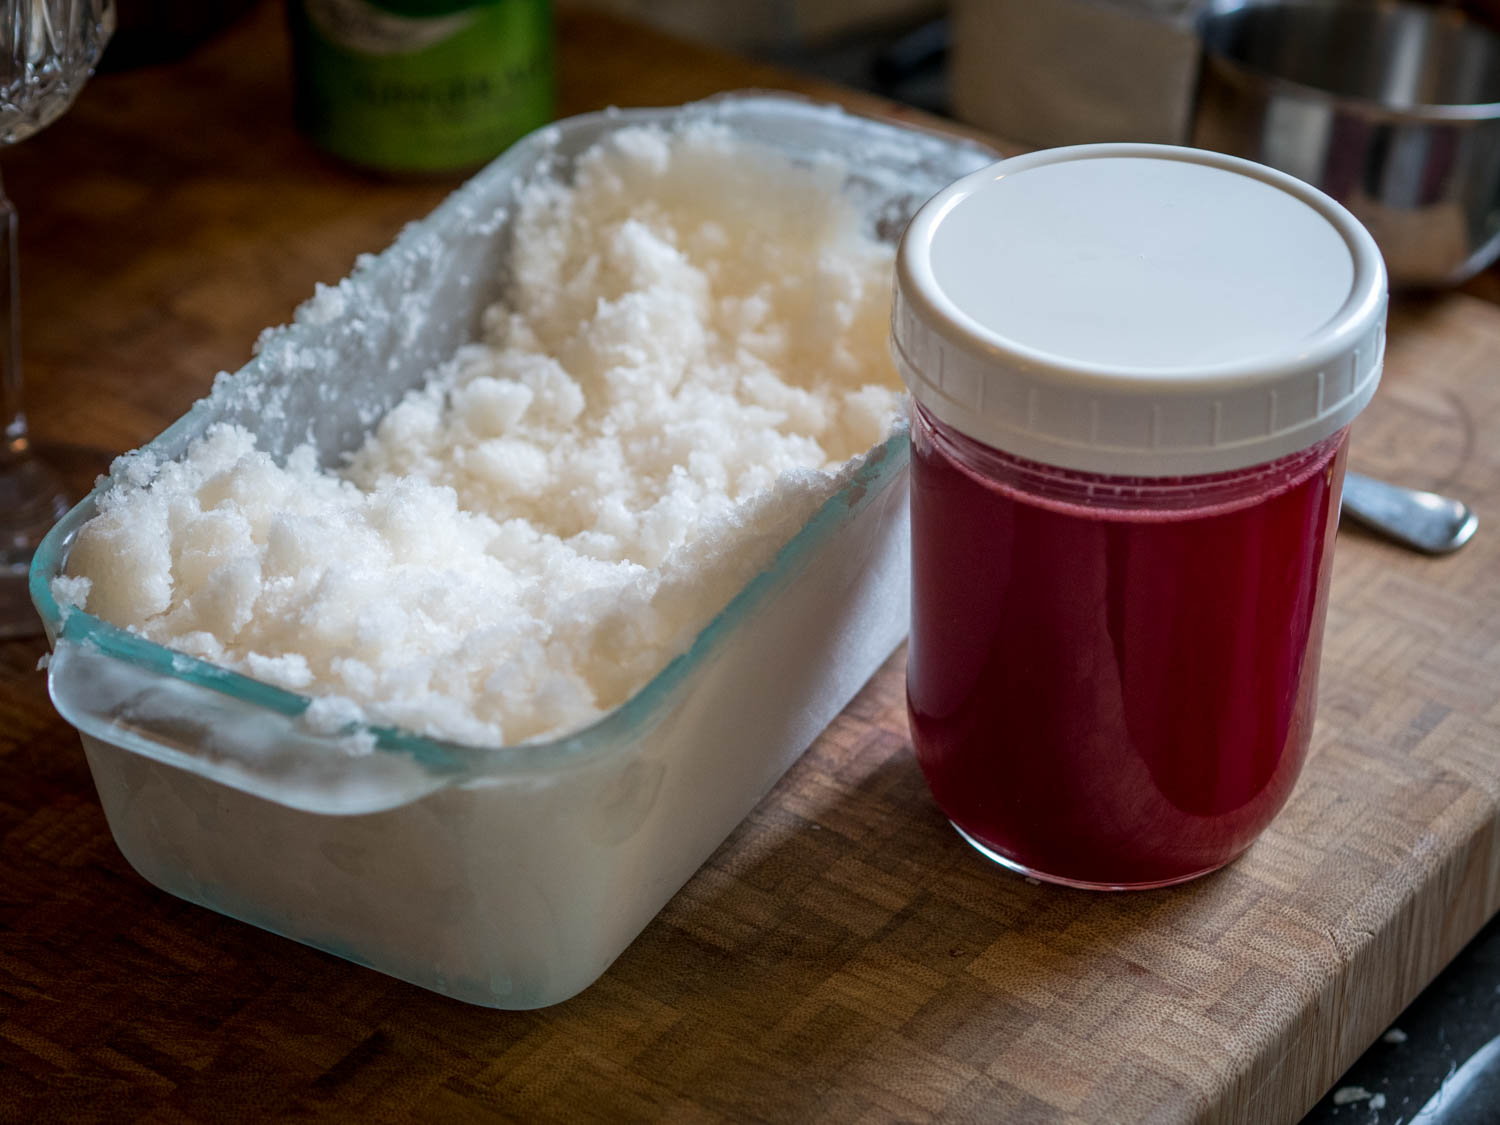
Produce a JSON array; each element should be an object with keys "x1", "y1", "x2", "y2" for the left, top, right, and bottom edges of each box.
[{"x1": 1342, "y1": 471, "x2": 1478, "y2": 555}]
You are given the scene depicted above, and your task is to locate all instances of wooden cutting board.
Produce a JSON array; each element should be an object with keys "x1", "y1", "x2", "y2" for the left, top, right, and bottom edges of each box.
[{"x1": 1, "y1": 5, "x2": 1497, "y2": 1123}]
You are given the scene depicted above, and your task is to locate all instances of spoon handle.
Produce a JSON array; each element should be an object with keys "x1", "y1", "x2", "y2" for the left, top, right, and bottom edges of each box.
[{"x1": 1341, "y1": 471, "x2": 1478, "y2": 555}]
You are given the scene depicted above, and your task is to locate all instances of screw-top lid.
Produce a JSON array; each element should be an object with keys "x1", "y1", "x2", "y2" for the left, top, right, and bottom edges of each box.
[{"x1": 892, "y1": 144, "x2": 1388, "y2": 476}]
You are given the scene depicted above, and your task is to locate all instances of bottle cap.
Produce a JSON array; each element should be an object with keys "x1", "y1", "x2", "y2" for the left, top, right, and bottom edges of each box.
[{"x1": 892, "y1": 144, "x2": 1387, "y2": 476}]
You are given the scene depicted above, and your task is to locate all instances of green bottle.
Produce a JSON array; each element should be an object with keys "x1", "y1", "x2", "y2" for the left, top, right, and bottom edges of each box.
[{"x1": 289, "y1": 0, "x2": 553, "y2": 174}]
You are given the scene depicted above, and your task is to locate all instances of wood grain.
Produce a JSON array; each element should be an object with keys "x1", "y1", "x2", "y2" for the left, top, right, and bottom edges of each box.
[{"x1": 1, "y1": 3, "x2": 1498, "y2": 1123}]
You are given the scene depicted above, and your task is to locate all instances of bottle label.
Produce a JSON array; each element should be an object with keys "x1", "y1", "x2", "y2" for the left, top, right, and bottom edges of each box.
[{"x1": 291, "y1": 0, "x2": 553, "y2": 174}]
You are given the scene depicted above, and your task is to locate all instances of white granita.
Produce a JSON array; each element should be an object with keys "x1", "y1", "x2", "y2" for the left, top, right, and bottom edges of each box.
[{"x1": 61, "y1": 122, "x2": 901, "y2": 746}]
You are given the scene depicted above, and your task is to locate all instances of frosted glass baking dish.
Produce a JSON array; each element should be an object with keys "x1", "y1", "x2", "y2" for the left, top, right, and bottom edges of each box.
[{"x1": 29, "y1": 94, "x2": 993, "y2": 1009}]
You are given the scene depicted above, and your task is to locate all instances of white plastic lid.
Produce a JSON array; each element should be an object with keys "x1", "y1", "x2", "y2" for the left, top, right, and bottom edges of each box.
[{"x1": 892, "y1": 144, "x2": 1388, "y2": 476}]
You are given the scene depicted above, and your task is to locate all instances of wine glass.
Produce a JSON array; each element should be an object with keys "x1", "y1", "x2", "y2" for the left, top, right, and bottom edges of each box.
[{"x1": 0, "y1": 0, "x2": 112, "y2": 637}]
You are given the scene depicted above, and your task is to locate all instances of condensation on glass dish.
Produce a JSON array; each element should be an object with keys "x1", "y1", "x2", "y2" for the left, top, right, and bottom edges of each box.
[{"x1": 60, "y1": 121, "x2": 903, "y2": 749}]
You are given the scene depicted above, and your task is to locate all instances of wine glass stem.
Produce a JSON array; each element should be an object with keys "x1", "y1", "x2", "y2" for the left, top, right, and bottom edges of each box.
[{"x1": 0, "y1": 166, "x2": 26, "y2": 467}]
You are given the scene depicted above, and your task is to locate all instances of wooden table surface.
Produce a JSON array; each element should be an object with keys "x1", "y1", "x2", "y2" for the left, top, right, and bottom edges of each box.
[{"x1": 3, "y1": 4, "x2": 1499, "y2": 1123}]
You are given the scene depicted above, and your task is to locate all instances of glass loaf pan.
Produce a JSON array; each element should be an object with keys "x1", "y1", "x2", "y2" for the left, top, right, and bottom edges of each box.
[{"x1": 29, "y1": 94, "x2": 994, "y2": 1009}]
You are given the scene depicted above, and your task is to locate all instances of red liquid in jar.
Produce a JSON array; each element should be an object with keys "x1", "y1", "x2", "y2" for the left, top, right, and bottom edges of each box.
[{"x1": 908, "y1": 404, "x2": 1348, "y2": 888}]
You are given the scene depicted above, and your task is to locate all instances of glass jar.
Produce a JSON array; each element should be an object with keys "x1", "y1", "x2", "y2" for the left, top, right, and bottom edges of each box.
[
  {"x1": 893, "y1": 144, "x2": 1388, "y2": 889},
  {"x1": 910, "y1": 402, "x2": 1348, "y2": 887}
]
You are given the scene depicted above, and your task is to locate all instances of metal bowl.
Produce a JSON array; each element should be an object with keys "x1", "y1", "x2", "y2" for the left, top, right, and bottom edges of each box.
[{"x1": 1193, "y1": 0, "x2": 1500, "y2": 288}]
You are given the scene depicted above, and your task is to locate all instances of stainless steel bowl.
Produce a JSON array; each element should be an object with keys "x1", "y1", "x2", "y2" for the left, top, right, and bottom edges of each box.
[{"x1": 1193, "y1": 0, "x2": 1500, "y2": 288}]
